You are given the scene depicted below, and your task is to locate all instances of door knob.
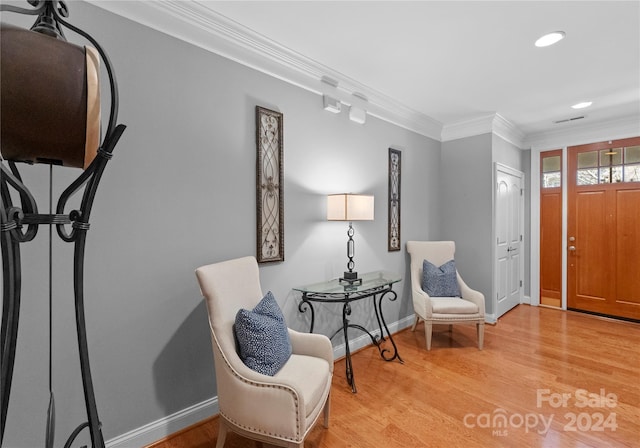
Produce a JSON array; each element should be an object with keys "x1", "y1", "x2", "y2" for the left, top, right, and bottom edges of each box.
[{"x1": 568, "y1": 246, "x2": 576, "y2": 251}]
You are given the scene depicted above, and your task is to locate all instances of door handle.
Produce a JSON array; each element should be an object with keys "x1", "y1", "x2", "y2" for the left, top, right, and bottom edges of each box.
[{"x1": 568, "y1": 246, "x2": 576, "y2": 252}]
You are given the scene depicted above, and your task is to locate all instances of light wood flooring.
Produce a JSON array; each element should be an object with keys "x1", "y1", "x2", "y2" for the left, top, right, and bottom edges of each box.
[{"x1": 147, "y1": 305, "x2": 640, "y2": 448}]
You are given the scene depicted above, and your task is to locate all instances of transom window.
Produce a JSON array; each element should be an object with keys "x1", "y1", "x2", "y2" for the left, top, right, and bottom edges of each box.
[
  {"x1": 542, "y1": 155, "x2": 561, "y2": 188},
  {"x1": 577, "y1": 145, "x2": 640, "y2": 185}
]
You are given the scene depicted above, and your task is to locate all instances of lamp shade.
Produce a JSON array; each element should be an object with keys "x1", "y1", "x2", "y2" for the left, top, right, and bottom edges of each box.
[
  {"x1": 327, "y1": 194, "x2": 374, "y2": 221},
  {"x1": 0, "y1": 23, "x2": 101, "y2": 169}
]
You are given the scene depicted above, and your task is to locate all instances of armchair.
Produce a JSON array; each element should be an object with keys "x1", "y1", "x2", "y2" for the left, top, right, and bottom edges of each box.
[
  {"x1": 195, "y1": 256, "x2": 333, "y2": 448},
  {"x1": 406, "y1": 241, "x2": 485, "y2": 350}
]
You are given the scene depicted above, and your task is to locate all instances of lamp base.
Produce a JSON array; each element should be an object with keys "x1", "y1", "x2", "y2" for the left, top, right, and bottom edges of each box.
[{"x1": 339, "y1": 271, "x2": 362, "y2": 286}]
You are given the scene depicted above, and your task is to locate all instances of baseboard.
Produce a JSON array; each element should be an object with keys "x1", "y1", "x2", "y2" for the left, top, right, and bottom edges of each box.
[
  {"x1": 105, "y1": 397, "x2": 218, "y2": 448},
  {"x1": 522, "y1": 295, "x2": 532, "y2": 305},
  {"x1": 106, "y1": 315, "x2": 415, "y2": 447},
  {"x1": 484, "y1": 313, "x2": 497, "y2": 324}
]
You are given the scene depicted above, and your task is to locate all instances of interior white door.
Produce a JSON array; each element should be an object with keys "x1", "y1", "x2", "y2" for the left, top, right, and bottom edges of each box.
[{"x1": 495, "y1": 164, "x2": 524, "y2": 317}]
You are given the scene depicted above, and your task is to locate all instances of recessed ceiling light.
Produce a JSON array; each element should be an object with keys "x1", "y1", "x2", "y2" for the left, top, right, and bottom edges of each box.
[
  {"x1": 535, "y1": 31, "x2": 566, "y2": 47},
  {"x1": 571, "y1": 101, "x2": 593, "y2": 109}
]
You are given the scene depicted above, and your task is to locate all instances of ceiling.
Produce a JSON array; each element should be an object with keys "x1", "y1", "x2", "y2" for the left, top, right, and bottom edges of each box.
[{"x1": 94, "y1": 0, "x2": 640, "y2": 144}]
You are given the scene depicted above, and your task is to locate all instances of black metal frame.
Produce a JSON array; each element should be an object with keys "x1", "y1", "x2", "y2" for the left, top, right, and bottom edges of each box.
[
  {"x1": 388, "y1": 148, "x2": 401, "y2": 252},
  {"x1": 255, "y1": 106, "x2": 285, "y2": 263},
  {"x1": 0, "y1": 2, "x2": 126, "y2": 447},
  {"x1": 298, "y1": 283, "x2": 404, "y2": 393},
  {"x1": 339, "y1": 222, "x2": 362, "y2": 285}
]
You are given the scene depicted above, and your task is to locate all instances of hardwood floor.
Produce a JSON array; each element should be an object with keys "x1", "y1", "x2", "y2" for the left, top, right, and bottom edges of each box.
[{"x1": 147, "y1": 305, "x2": 640, "y2": 448}]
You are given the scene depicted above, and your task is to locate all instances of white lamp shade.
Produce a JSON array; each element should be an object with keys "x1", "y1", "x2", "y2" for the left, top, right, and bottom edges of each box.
[{"x1": 327, "y1": 194, "x2": 374, "y2": 221}]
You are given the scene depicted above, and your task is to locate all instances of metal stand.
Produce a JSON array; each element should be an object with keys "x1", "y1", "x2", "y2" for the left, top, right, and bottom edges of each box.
[
  {"x1": 339, "y1": 222, "x2": 362, "y2": 285},
  {"x1": 299, "y1": 284, "x2": 404, "y2": 393},
  {"x1": 0, "y1": 2, "x2": 125, "y2": 446}
]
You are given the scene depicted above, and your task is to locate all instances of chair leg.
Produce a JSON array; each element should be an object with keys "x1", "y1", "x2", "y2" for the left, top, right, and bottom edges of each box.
[
  {"x1": 477, "y1": 322, "x2": 485, "y2": 350},
  {"x1": 323, "y1": 392, "x2": 331, "y2": 428},
  {"x1": 216, "y1": 419, "x2": 228, "y2": 448},
  {"x1": 411, "y1": 314, "x2": 419, "y2": 331},
  {"x1": 425, "y1": 322, "x2": 433, "y2": 350},
  {"x1": 283, "y1": 441, "x2": 304, "y2": 448}
]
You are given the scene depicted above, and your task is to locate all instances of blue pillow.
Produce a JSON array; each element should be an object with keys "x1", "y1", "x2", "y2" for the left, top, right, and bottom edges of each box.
[
  {"x1": 234, "y1": 291, "x2": 292, "y2": 376},
  {"x1": 422, "y1": 259, "x2": 461, "y2": 297}
]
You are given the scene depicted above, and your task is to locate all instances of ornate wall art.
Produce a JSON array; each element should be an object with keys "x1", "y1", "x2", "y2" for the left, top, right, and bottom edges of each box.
[
  {"x1": 388, "y1": 148, "x2": 401, "y2": 251},
  {"x1": 256, "y1": 106, "x2": 284, "y2": 263}
]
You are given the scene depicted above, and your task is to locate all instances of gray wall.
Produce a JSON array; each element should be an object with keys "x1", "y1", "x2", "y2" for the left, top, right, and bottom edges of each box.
[
  {"x1": 440, "y1": 133, "x2": 530, "y2": 317},
  {"x1": 440, "y1": 134, "x2": 494, "y2": 313},
  {"x1": 493, "y1": 134, "x2": 524, "y2": 170},
  {"x1": 2, "y1": 2, "x2": 441, "y2": 446}
]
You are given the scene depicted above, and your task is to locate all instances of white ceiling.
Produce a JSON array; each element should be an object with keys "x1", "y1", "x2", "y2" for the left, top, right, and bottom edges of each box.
[
  {"x1": 202, "y1": 1, "x2": 639, "y2": 136},
  {"x1": 93, "y1": 0, "x2": 640, "y2": 144}
]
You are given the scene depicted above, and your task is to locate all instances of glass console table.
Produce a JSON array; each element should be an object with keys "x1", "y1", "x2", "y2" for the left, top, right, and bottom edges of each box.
[{"x1": 293, "y1": 271, "x2": 404, "y2": 393}]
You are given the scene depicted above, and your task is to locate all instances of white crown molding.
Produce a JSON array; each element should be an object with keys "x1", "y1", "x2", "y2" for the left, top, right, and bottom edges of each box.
[
  {"x1": 440, "y1": 113, "x2": 496, "y2": 142},
  {"x1": 89, "y1": 0, "x2": 443, "y2": 140},
  {"x1": 440, "y1": 113, "x2": 526, "y2": 148},
  {"x1": 526, "y1": 114, "x2": 640, "y2": 151},
  {"x1": 493, "y1": 113, "x2": 526, "y2": 149}
]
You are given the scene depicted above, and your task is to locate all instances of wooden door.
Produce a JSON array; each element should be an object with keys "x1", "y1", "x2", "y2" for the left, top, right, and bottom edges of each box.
[
  {"x1": 540, "y1": 150, "x2": 563, "y2": 308},
  {"x1": 567, "y1": 137, "x2": 640, "y2": 320},
  {"x1": 495, "y1": 164, "x2": 523, "y2": 317}
]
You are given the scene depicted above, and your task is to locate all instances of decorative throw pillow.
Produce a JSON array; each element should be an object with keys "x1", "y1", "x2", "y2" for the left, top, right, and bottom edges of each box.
[
  {"x1": 234, "y1": 291, "x2": 292, "y2": 376},
  {"x1": 422, "y1": 259, "x2": 461, "y2": 297}
]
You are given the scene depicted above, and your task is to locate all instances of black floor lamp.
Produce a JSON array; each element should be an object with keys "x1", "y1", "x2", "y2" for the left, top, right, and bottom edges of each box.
[{"x1": 0, "y1": 1, "x2": 126, "y2": 447}]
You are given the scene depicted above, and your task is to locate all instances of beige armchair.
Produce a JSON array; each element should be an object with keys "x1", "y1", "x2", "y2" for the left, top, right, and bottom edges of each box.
[
  {"x1": 406, "y1": 241, "x2": 485, "y2": 350},
  {"x1": 195, "y1": 256, "x2": 333, "y2": 448}
]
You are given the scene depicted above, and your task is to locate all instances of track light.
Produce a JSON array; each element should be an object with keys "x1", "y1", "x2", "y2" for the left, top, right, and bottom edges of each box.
[
  {"x1": 323, "y1": 94, "x2": 341, "y2": 113},
  {"x1": 349, "y1": 106, "x2": 366, "y2": 124}
]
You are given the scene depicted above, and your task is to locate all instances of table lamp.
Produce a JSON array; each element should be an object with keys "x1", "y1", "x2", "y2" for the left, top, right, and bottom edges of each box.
[{"x1": 327, "y1": 194, "x2": 374, "y2": 285}]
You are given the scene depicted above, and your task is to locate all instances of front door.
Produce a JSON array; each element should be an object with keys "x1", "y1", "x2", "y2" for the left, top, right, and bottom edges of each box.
[
  {"x1": 496, "y1": 164, "x2": 523, "y2": 317},
  {"x1": 567, "y1": 137, "x2": 640, "y2": 320}
]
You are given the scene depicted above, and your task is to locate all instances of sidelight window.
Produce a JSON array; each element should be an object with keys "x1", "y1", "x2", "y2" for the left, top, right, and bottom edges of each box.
[{"x1": 542, "y1": 155, "x2": 561, "y2": 188}]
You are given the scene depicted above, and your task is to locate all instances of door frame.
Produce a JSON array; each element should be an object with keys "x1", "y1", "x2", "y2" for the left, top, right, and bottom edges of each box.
[
  {"x1": 493, "y1": 162, "x2": 525, "y2": 318},
  {"x1": 530, "y1": 125, "x2": 638, "y2": 313}
]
